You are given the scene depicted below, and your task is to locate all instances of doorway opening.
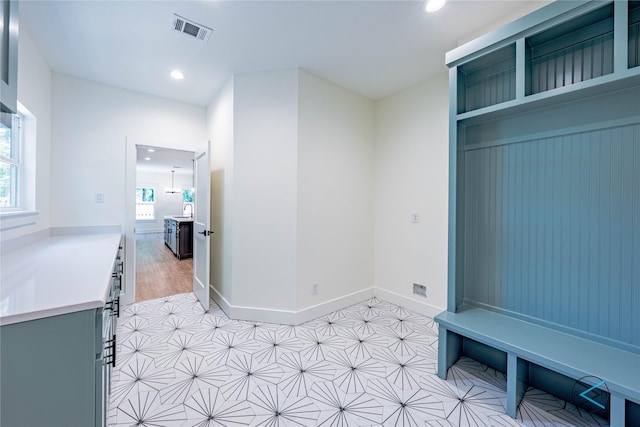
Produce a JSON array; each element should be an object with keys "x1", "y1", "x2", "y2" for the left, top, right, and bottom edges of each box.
[{"x1": 134, "y1": 145, "x2": 195, "y2": 302}]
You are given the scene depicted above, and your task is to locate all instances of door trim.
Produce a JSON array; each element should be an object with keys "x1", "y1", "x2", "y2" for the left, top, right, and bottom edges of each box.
[{"x1": 123, "y1": 138, "x2": 198, "y2": 306}]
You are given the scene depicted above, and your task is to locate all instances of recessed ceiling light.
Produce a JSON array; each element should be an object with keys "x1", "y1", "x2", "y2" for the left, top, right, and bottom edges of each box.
[
  {"x1": 170, "y1": 70, "x2": 185, "y2": 80},
  {"x1": 147, "y1": 149, "x2": 155, "y2": 152},
  {"x1": 425, "y1": 0, "x2": 446, "y2": 13},
  {"x1": 144, "y1": 157, "x2": 151, "y2": 161}
]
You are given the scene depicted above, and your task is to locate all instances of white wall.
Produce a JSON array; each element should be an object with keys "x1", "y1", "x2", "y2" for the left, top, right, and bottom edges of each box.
[
  {"x1": 374, "y1": 73, "x2": 449, "y2": 312},
  {"x1": 7, "y1": 3, "x2": 550, "y2": 319},
  {"x1": 50, "y1": 74, "x2": 206, "y2": 229},
  {"x1": 297, "y1": 70, "x2": 375, "y2": 310},
  {"x1": 9, "y1": 35, "x2": 449, "y2": 319},
  {"x1": 206, "y1": 78, "x2": 235, "y2": 302},
  {"x1": 0, "y1": 28, "x2": 52, "y2": 241},
  {"x1": 231, "y1": 69, "x2": 299, "y2": 311},
  {"x1": 206, "y1": 68, "x2": 376, "y2": 319},
  {"x1": 135, "y1": 170, "x2": 193, "y2": 233}
]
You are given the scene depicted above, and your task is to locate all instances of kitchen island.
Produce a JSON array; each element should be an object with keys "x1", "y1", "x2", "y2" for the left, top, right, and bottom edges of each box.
[
  {"x1": 0, "y1": 231, "x2": 123, "y2": 427},
  {"x1": 164, "y1": 215, "x2": 193, "y2": 259}
]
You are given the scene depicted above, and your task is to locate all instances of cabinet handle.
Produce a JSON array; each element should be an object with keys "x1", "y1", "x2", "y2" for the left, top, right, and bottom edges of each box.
[
  {"x1": 105, "y1": 335, "x2": 116, "y2": 367},
  {"x1": 105, "y1": 295, "x2": 120, "y2": 311},
  {"x1": 111, "y1": 273, "x2": 122, "y2": 291}
]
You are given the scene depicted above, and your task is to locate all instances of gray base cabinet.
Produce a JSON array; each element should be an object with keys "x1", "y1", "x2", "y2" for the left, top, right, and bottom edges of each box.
[
  {"x1": 0, "y1": 243, "x2": 121, "y2": 427},
  {"x1": 1, "y1": 310, "x2": 104, "y2": 426}
]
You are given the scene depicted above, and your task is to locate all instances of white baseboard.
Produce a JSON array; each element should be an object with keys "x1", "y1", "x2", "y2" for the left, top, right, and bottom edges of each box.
[
  {"x1": 374, "y1": 288, "x2": 444, "y2": 319},
  {"x1": 210, "y1": 286, "x2": 375, "y2": 325},
  {"x1": 210, "y1": 286, "x2": 297, "y2": 324},
  {"x1": 295, "y1": 287, "x2": 375, "y2": 324},
  {"x1": 209, "y1": 286, "x2": 445, "y2": 325},
  {"x1": 209, "y1": 285, "x2": 230, "y2": 315},
  {"x1": 120, "y1": 289, "x2": 135, "y2": 306}
]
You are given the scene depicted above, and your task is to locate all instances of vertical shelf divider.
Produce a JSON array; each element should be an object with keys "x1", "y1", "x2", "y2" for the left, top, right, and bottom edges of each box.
[
  {"x1": 615, "y1": 0, "x2": 629, "y2": 72},
  {"x1": 516, "y1": 38, "x2": 526, "y2": 100},
  {"x1": 448, "y1": 65, "x2": 460, "y2": 313}
]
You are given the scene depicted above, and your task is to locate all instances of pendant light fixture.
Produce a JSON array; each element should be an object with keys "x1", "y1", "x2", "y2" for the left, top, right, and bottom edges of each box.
[{"x1": 165, "y1": 170, "x2": 181, "y2": 194}]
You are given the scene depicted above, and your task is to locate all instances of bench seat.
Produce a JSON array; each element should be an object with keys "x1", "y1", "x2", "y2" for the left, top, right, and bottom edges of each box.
[{"x1": 435, "y1": 306, "x2": 640, "y2": 425}]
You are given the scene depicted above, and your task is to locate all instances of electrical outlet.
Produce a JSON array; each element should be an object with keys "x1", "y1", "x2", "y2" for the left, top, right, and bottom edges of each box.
[
  {"x1": 413, "y1": 283, "x2": 426, "y2": 297},
  {"x1": 312, "y1": 283, "x2": 319, "y2": 295}
]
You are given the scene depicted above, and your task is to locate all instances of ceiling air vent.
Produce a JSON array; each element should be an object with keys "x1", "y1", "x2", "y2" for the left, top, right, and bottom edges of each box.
[{"x1": 171, "y1": 14, "x2": 212, "y2": 42}]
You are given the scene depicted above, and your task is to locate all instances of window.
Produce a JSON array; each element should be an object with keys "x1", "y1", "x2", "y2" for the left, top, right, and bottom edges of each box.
[
  {"x1": 136, "y1": 187, "x2": 155, "y2": 220},
  {"x1": 0, "y1": 113, "x2": 21, "y2": 209},
  {"x1": 182, "y1": 189, "x2": 194, "y2": 217}
]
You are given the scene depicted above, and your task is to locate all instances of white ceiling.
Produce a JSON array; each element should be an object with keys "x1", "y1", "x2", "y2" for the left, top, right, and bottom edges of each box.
[
  {"x1": 136, "y1": 146, "x2": 194, "y2": 175},
  {"x1": 20, "y1": 0, "x2": 549, "y2": 107}
]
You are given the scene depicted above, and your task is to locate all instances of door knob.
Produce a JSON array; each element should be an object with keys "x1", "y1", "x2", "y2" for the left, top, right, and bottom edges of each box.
[{"x1": 198, "y1": 230, "x2": 212, "y2": 236}]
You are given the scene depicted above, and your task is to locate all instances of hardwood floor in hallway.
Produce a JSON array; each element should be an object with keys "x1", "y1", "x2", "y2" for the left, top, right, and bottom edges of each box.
[{"x1": 135, "y1": 232, "x2": 192, "y2": 302}]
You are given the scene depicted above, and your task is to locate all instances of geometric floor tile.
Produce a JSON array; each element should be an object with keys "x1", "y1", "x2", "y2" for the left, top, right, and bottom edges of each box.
[{"x1": 108, "y1": 293, "x2": 610, "y2": 427}]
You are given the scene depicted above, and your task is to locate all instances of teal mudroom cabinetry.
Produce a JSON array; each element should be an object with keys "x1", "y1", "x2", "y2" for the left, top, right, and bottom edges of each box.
[{"x1": 436, "y1": 1, "x2": 640, "y2": 425}]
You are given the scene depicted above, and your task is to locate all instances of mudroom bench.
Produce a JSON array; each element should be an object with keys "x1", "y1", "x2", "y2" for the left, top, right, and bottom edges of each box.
[{"x1": 435, "y1": 306, "x2": 640, "y2": 425}]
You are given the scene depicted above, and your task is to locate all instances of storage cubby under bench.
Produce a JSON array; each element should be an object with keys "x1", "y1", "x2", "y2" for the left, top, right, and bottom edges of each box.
[{"x1": 436, "y1": 307, "x2": 639, "y2": 425}]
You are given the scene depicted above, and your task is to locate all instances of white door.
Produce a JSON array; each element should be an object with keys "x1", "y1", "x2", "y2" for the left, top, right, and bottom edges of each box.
[{"x1": 193, "y1": 142, "x2": 211, "y2": 311}]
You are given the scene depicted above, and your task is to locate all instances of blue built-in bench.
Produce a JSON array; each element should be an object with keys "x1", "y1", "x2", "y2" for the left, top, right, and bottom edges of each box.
[{"x1": 435, "y1": 306, "x2": 640, "y2": 426}]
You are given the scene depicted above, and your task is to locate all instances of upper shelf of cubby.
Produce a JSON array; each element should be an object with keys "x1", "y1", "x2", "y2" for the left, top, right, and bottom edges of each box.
[
  {"x1": 449, "y1": 0, "x2": 640, "y2": 124},
  {"x1": 457, "y1": 66, "x2": 640, "y2": 126}
]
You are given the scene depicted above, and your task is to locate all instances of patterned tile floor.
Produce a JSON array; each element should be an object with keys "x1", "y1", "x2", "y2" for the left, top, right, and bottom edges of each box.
[{"x1": 109, "y1": 293, "x2": 608, "y2": 426}]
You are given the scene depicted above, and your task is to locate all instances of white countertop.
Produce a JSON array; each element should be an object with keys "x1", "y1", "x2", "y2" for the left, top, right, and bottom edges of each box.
[
  {"x1": 164, "y1": 215, "x2": 194, "y2": 223},
  {"x1": 0, "y1": 233, "x2": 122, "y2": 326}
]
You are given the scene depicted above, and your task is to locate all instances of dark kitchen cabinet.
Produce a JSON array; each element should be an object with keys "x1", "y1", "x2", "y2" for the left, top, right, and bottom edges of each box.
[{"x1": 164, "y1": 218, "x2": 193, "y2": 259}]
